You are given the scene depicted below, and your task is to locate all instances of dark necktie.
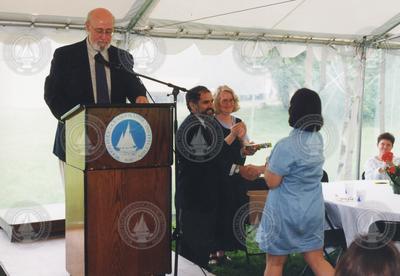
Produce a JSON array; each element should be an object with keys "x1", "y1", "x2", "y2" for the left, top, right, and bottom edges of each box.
[{"x1": 94, "y1": 53, "x2": 110, "y2": 104}]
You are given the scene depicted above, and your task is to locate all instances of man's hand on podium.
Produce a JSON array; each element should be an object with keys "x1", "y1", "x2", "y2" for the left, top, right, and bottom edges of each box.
[{"x1": 135, "y1": 96, "x2": 149, "y2": 103}]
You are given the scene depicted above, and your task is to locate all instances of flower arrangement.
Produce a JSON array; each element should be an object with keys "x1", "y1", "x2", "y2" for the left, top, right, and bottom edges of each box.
[{"x1": 382, "y1": 152, "x2": 400, "y2": 194}]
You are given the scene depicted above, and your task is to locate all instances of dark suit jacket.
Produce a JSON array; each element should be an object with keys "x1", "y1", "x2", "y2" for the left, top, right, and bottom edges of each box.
[{"x1": 44, "y1": 39, "x2": 147, "y2": 161}]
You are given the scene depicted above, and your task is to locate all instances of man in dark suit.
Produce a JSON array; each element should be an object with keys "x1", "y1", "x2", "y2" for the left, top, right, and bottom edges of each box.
[
  {"x1": 44, "y1": 8, "x2": 148, "y2": 164},
  {"x1": 176, "y1": 86, "x2": 262, "y2": 268}
]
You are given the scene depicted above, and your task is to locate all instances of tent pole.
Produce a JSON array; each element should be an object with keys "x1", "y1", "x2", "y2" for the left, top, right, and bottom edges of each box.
[
  {"x1": 122, "y1": 31, "x2": 130, "y2": 50},
  {"x1": 125, "y1": 0, "x2": 158, "y2": 32},
  {"x1": 369, "y1": 12, "x2": 400, "y2": 43},
  {"x1": 355, "y1": 37, "x2": 368, "y2": 179},
  {"x1": 379, "y1": 51, "x2": 386, "y2": 134}
]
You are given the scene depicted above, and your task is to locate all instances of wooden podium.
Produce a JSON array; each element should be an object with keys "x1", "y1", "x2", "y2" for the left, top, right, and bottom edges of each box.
[{"x1": 63, "y1": 104, "x2": 173, "y2": 276}]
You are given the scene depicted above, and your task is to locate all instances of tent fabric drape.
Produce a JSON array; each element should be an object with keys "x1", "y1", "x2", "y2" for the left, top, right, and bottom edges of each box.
[{"x1": 2, "y1": 25, "x2": 400, "y2": 210}]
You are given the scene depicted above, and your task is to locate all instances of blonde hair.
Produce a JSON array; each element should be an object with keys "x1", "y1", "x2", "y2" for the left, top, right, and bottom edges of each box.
[{"x1": 214, "y1": 85, "x2": 240, "y2": 114}]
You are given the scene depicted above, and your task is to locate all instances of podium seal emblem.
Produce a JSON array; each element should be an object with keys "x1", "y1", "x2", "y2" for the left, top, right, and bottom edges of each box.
[
  {"x1": 176, "y1": 114, "x2": 224, "y2": 162},
  {"x1": 118, "y1": 201, "x2": 166, "y2": 249},
  {"x1": 105, "y1": 113, "x2": 152, "y2": 163}
]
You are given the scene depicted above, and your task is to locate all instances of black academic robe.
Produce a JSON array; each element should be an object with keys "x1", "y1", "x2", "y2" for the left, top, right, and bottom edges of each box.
[
  {"x1": 176, "y1": 116, "x2": 232, "y2": 267},
  {"x1": 214, "y1": 117, "x2": 248, "y2": 252}
]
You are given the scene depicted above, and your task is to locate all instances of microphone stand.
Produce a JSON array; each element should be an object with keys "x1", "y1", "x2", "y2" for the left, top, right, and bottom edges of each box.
[
  {"x1": 134, "y1": 72, "x2": 188, "y2": 95},
  {"x1": 134, "y1": 72, "x2": 185, "y2": 276},
  {"x1": 98, "y1": 53, "x2": 186, "y2": 275}
]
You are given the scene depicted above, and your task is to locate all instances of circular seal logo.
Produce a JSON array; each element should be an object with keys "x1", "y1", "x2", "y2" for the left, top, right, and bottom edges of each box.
[
  {"x1": 3, "y1": 30, "x2": 51, "y2": 75},
  {"x1": 353, "y1": 201, "x2": 396, "y2": 249},
  {"x1": 4, "y1": 201, "x2": 51, "y2": 244},
  {"x1": 117, "y1": 35, "x2": 165, "y2": 74},
  {"x1": 105, "y1": 113, "x2": 152, "y2": 163},
  {"x1": 291, "y1": 114, "x2": 325, "y2": 161},
  {"x1": 233, "y1": 202, "x2": 280, "y2": 250},
  {"x1": 233, "y1": 38, "x2": 275, "y2": 74},
  {"x1": 118, "y1": 201, "x2": 166, "y2": 249},
  {"x1": 176, "y1": 114, "x2": 224, "y2": 163},
  {"x1": 61, "y1": 114, "x2": 106, "y2": 162}
]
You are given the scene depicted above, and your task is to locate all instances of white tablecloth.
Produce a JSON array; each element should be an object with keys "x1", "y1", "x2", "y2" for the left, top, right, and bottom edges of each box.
[{"x1": 322, "y1": 180, "x2": 400, "y2": 246}]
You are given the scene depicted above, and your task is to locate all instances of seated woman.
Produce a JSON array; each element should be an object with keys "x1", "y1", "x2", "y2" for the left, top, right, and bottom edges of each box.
[
  {"x1": 364, "y1": 132, "x2": 400, "y2": 180},
  {"x1": 335, "y1": 235, "x2": 400, "y2": 276}
]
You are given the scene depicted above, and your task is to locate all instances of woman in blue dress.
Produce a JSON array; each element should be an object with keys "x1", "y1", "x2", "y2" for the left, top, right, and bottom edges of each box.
[{"x1": 257, "y1": 88, "x2": 334, "y2": 276}]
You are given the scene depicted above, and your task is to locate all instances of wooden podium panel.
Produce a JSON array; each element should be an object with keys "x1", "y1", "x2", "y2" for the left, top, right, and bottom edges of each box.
[
  {"x1": 64, "y1": 104, "x2": 173, "y2": 276},
  {"x1": 86, "y1": 167, "x2": 171, "y2": 275},
  {"x1": 65, "y1": 161, "x2": 172, "y2": 276}
]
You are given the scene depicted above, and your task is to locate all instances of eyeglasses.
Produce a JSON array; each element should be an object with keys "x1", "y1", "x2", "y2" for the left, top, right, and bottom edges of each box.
[
  {"x1": 92, "y1": 27, "x2": 114, "y2": 36},
  {"x1": 221, "y1": 99, "x2": 234, "y2": 104}
]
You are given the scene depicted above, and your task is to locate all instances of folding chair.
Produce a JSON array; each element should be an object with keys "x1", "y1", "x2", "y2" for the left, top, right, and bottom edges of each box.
[
  {"x1": 323, "y1": 210, "x2": 347, "y2": 265},
  {"x1": 373, "y1": 220, "x2": 400, "y2": 242},
  {"x1": 321, "y1": 170, "x2": 347, "y2": 265}
]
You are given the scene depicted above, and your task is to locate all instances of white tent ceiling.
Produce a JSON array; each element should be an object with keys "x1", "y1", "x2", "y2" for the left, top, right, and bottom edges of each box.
[
  {"x1": 0, "y1": 0, "x2": 131, "y2": 18},
  {"x1": 1, "y1": 0, "x2": 400, "y2": 46},
  {"x1": 149, "y1": 0, "x2": 396, "y2": 37}
]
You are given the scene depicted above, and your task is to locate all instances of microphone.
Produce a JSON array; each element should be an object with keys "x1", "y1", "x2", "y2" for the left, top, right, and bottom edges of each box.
[
  {"x1": 95, "y1": 52, "x2": 154, "y2": 102},
  {"x1": 94, "y1": 53, "x2": 124, "y2": 70}
]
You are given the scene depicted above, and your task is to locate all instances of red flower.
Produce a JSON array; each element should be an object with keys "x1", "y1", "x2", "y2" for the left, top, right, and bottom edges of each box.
[
  {"x1": 388, "y1": 166, "x2": 396, "y2": 174},
  {"x1": 382, "y1": 152, "x2": 394, "y2": 162}
]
